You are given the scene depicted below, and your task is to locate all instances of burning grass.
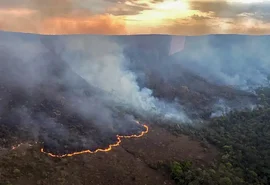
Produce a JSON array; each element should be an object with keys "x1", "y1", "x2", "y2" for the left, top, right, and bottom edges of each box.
[
  {"x1": 8, "y1": 120, "x2": 149, "y2": 158},
  {"x1": 40, "y1": 122, "x2": 148, "y2": 158}
]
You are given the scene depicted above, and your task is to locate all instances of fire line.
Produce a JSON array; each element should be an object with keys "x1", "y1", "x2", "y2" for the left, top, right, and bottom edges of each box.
[{"x1": 40, "y1": 122, "x2": 149, "y2": 158}]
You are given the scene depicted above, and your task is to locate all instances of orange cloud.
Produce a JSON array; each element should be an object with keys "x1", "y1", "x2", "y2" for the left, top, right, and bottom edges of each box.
[
  {"x1": 147, "y1": 16, "x2": 270, "y2": 35},
  {"x1": 0, "y1": 0, "x2": 270, "y2": 35},
  {"x1": 0, "y1": 0, "x2": 126, "y2": 35},
  {"x1": 0, "y1": 8, "x2": 36, "y2": 16},
  {"x1": 40, "y1": 15, "x2": 127, "y2": 35},
  {"x1": 0, "y1": 9, "x2": 38, "y2": 33},
  {"x1": 0, "y1": 10, "x2": 126, "y2": 35}
]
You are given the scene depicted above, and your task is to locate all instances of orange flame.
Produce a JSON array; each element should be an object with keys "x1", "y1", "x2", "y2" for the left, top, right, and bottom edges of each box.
[
  {"x1": 11, "y1": 142, "x2": 36, "y2": 150},
  {"x1": 12, "y1": 144, "x2": 23, "y2": 150},
  {"x1": 40, "y1": 122, "x2": 149, "y2": 158}
]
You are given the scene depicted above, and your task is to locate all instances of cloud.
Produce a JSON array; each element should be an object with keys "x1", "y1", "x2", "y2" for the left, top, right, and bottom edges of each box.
[
  {"x1": 30, "y1": 0, "x2": 73, "y2": 18},
  {"x1": 189, "y1": 14, "x2": 213, "y2": 21},
  {"x1": 40, "y1": 15, "x2": 127, "y2": 34},
  {"x1": 0, "y1": 0, "x2": 150, "y2": 16},
  {"x1": 164, "y1": 20, "x2": 214, "y2": 35},
  {"x1": 0, "y1": 0, "x2": 127, "y2": 34},
  {"x1": 0, "y1": 0, "x2": 74, "y2": 17},
  {"x1": 106, "y1": 3, "x2": 150, "y2": 16},
  {"x1": 140, "y1": 14, "x2": 270, "y2": 35},
  {"x1": 0, "y1": 0, "x2": 30, "y2": 9},
  {"x1": 189, "y1": 0, "x2": 270, "y2": 21},
  {"x1": 0, "y1": 0, "x2": 270, "y2": 34},
  {"x1": 0, "y1": 13, "x2": 126, "y2": 34},
  {"x1": 0, "y1": 10, "x2": 39, "y2": 33}
]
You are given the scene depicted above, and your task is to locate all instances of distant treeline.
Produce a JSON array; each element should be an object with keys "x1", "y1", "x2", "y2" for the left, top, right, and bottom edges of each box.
[{"x1": 165, "y1": 86, "x2": 270, "y2": 185}]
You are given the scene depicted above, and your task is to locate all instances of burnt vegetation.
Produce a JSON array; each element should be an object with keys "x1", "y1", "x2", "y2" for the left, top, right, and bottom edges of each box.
[
  {"x1": 0, "y1": 32, "x2": 270, "y2": 185},
  {"x1": 0, "y1": 36, "x2": 146, "y2": 156}
]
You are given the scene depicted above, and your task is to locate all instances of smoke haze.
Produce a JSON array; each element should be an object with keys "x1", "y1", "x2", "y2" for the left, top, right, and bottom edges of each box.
[
  {"x1": 1, "y1": 31, "x2": 269, "y2": 152},
  {"x1": 172, "y1": 35, "x2": 270, "y2": 91},
  {"x1": 55, "y1": 35, "x2": 190, "y2": 122}
]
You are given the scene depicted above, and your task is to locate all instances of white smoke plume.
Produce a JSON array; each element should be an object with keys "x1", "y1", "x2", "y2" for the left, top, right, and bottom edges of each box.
[
  {"x1": 56, "y1": 35, "x2": 190, "y2": 123},
  {"x1": 173, "y1": 35, "x2": 270, "y2": 91},
  {"x1": 0, "y1": 31, "x2": 190, "y2": 132}
]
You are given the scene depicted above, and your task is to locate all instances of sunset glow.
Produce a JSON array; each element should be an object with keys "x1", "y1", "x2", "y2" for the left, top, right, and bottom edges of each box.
[
  {"x1": 0, "y1": 0, "x2": 269, "y2": 35},
  {"x1": 0, "y1": 8, "x2": 36, "y2": 16},
  {"x1": 125, "y1": 0, "x2": 191, "y2": 23},
  {"x1": 228, "y1": 0, "x2": 267, "y2": 3}
]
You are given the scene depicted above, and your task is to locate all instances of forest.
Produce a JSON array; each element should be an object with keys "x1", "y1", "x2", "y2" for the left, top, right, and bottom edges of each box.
[
  {"x1": 166, "y1": 86, "x2": 270, "y2": 185},
  {"x1": 1, "y1": 32, "x2": 270, "y2": 185}
]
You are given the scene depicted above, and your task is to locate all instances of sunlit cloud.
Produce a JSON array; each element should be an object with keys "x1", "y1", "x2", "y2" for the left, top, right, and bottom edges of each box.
[
  {"x1": 40, "y1": 15, "x2": 126, "y2": 35},
  {"x1": 0, "y1": 0, "x2": 269, "y2": 35},
  {"x1": 0, "y1": 8, "x2": 36, "y2": 16}
]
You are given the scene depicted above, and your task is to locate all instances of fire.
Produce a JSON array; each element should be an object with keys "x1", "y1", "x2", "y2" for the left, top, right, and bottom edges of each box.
[
  {"x1": 12, "y1": 144, "x2": 22, "y2": 150},
  {"x1": 40, "y1": 122, "x2": 149, "y2": 158},
  {"x1": 11, "y1": 142, "x2": 36, "y2": 150}
]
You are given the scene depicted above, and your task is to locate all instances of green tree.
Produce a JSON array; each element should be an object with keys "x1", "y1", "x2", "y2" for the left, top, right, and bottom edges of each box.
[{"x1": 219, "y1": 177, "x2": 232, "y2": 185}]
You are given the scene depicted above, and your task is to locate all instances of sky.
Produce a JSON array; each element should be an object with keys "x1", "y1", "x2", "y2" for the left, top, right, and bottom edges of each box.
[{"x1": 0, "y1": 0, "x2": 270, "y2": 35}]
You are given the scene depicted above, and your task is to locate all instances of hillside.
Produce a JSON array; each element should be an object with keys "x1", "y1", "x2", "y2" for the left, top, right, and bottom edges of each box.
[
  {"x1": 0, "y1": 35, "x2": 145, "y2": 155},
  {"x1": 0, "y1": 31, "x2": 269, "y2": 185},
  {"x1": 119, "y1": 35, "x2": 260, "y2": 118}
]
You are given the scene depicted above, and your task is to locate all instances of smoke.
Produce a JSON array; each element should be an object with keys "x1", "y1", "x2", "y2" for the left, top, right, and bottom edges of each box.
[
  {"x1": 210, "y1": 99, "x2": 232, "y2": 118},
  {"x1": 0, "y1": 32, "x2": 136, "y2": 151},
  {"x1": 115, "y1": 35, "x2": 263, "y2": 119},
  {"x1": 173, "y1": 35, "x2": 270, "y2": 91},
  {"x1": 0, "y1": 32, "x2": 192, "y2": 152},
  {"x1": 55, "y1": 35, "x2": 190, "y2": 122},
  {"x1": 2, "y1": 31, "x2": 268, "y2": 152}
]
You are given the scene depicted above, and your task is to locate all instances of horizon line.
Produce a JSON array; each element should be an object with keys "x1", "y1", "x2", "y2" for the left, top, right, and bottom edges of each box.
[{"x1": 0, "y1": 30, "x2": 270, "y2": 37}]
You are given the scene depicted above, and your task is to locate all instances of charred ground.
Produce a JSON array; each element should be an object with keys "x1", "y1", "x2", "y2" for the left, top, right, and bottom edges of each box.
[
  {"x1": 0, "y1": 40, "x2": 146, "y2": 156},
  {"x1": 0, "y1": 32, "x2": 268, "y2": 185}
]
